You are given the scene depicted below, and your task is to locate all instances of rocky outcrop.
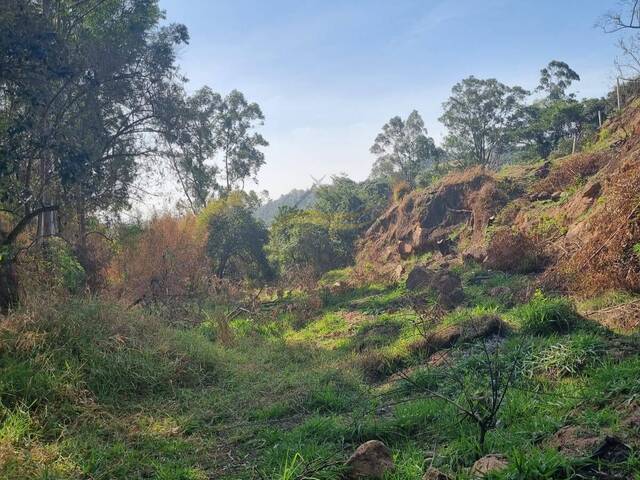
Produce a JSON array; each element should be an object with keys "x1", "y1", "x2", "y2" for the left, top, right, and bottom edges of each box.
[{"x1": 346, "y1": 440, "x2": 394, "y2": 478}]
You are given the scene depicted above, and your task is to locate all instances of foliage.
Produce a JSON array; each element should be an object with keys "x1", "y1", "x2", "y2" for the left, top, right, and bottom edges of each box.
[
  {"x1": 512, "y1": 292, "x2": 580, "y2": 334},
  {"x1": 440, "y1": 76, "x2": 528, "y2": 167},
  {"x1": 369, "y1": 110, "x2": 442, "y2": 185},
  {"x1": 537, "y1": 60, "x2": 580, "y2": 101},
  {"x1": 525, "y1": 333, "x2": 606, "y2": 378},
  {"x1": 216, "y1": 90, "x2": 269, "y2": 193},
  {"x1": 267, "y1": 207, "x2": 357, "y2": 280},
  {"x1": 201, "y1": 192, "x2": 271, "y2": 280},
  {"x1": 315, "y1": 175, "x2": 391, "y2": 231},
  {"x1": 107, "y1": 214, "x2": 209, "y2": 303}
]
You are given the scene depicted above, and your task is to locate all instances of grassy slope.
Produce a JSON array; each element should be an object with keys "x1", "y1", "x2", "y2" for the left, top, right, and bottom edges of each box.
[{"x1": 1, "y1": 267, "x2": 639, "y2": 480}]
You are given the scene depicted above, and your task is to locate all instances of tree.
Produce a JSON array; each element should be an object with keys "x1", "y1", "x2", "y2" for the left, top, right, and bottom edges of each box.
[
  {"x1": 315, "y1": 175, "x2": 390, "y2": 230},
  {"x1": 518, "y1": 62, "x2": 605, "y2": 160},
  {"x1": 602, "y1": 1, "x2": 640, "y2": 78},
  {"x1": 440, "y1": 77, "x2": 528, "y2": 167},
  {"x1": 159, "y1": 86, "x2": 222, "y2": 213},
  {"x1": 201, "y1": 192, "x2": 271, "y2": 280},
  {"x1": 0, "y1": 0, "x2": 188, "y2": 309},
  {"x1": 369, "y1": 110, "x2": 441, "y2": 185},
  {"x1": 537, "y1": 60, "x2": 580, "y2": 100},
  {"x1": 267, "y1": 207, "x2": 356, "y2": 279},
  {"x1": 214, "y1": 90, "x2": 268, "y2": 194}
]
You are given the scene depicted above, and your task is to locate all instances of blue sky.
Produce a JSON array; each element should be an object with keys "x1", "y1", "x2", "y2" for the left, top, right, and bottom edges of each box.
[{"x1": 159, "y1": 0, "x2": 622, "y2": 198}]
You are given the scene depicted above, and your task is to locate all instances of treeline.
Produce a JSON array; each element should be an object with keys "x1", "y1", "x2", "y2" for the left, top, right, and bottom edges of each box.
[
  {"x1": 0, "y1": 0, "x2": 269, "y2": 308},
  {"x1": 1, "y1": 0, "x2": 639, "y2": 309}
]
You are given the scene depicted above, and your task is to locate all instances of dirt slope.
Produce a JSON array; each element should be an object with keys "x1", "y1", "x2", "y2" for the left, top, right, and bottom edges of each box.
[{"x1": 356, "y1": 103, "x2": 640, "y2": 296}]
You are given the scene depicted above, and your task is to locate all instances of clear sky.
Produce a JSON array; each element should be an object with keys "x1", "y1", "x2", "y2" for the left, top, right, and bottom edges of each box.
[{"x1": 158, "y1": 0, "x2": 622, "y2": 198}]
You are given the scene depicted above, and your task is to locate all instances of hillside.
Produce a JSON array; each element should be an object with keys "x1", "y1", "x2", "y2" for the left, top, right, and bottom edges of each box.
[
  {"x1": 356, "y1": 102, "x2": 640, "y2": 300},
  {"x1": 2, "y1": 106, "x2": 640, "y2": 479}
]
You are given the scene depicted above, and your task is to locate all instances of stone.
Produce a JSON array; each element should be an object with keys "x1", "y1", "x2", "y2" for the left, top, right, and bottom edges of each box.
[
  {"x1": 470, "y1": 454, "x2": 508, "y2": 477},
  {"x1": 431, "y1": 269, "x2": 464, "y2": 308},
  {"x1": 346, "y1": 440, "x2": 394, "y2": 479},
  {"x1": 423, "y1": 466, "x2": 451, "y2": 480},
  {"x1": 397, "y1": 241, "x2": 413, "y2": 258},
  {"x1": 406, "y1": 266, "x2": 434, "y2": 291},
  {"x1": 583, "y1": 181, "x2": 602, "y2": 199},
  {"x1": 551, "y1": 191, "x2": 562, "y2": 201}
]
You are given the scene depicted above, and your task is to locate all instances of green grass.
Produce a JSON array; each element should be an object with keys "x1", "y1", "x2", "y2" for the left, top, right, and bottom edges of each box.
[
  {"x1": 511, "y1": 292, "x2": 581, "y2": 334},
  {"x1": 1, "y1": 282, "x2": 639, "y2": 479}
]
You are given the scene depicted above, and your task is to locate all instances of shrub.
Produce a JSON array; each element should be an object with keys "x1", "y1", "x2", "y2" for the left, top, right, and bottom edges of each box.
[
  {"x1": 200, "y1": 192, "x2": 272, "y2": 281},
  {"x1": 267, "y1": 207, "x2": 357, "y2": 281},
  {"x1": 392, "y1": 180, "x2": 411, "y2": 202},
  {"x1": 484, "y1": 228, "x2": 544, "y2": 274},
  {"x1": 513, "y1": 292, "x2": 580, "y2": 334},
  {"x1": 107, "y1": 214, "x2": 209, "y2": 303}
]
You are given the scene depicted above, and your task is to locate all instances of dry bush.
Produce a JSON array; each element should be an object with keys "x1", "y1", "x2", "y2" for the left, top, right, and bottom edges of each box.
[
  {"x1": 484, "y1": 228, "x2": 545, "y2": 274},
  {"x1": 392, "y1": 180, "x2": 411, "y2": 202},
  {"x1": 532, "y1": 152, "x2": 610, "y2": 195},
  {"x1": 107, "y1": 214, "x2": 210, "y2": 303}
]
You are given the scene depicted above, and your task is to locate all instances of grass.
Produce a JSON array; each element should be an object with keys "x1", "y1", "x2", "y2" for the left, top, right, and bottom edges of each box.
[
  {"x1": 511, "y1": 292, "x2": 581, "y2": 334},
  {"x1": 1, "y1": 274, "x2": 639, "y2": 479}
]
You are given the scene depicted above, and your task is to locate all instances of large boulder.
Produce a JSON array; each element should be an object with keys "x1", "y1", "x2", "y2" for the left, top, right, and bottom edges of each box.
[
  {"x1": 406, "y1": 266, "x2": 434, "y2": 291},
  {"x1": 431, "y1": 269, "x2": 464, "y2": 308},
  {"x1": 346, "y1": 440, "x2": 394, "y2": 479},
  {"x1": 470, "y1": 454, "x2": 508, "y2": 477}
]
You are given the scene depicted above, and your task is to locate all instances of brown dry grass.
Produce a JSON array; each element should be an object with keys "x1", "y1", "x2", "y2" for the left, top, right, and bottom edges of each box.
[
  {"x1": 532, "y1": 152, "x2": 611, "y2": 195},
  {"x1": 547, "y1": 156, "x2": 640, "y2": 296}
]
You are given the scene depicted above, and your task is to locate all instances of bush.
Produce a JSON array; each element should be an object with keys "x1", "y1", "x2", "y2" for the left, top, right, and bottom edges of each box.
[
  {"x1": 484, "y1": 228, "x2": 544, "y2": 274},
  {"x1": 513, "y1": 292, "x2": 580, "y2": 334},
  {"x1": 107, "y1": 214, "x2": 209, "y2": 303},
  {"x1": 202, "y1": 193, "x2": 272, "y2": 281},
  {"x1": 392, "y1": 180, "x2": 411, "y2": 202},
  {"x1": 267, "y1": 207, "x2": 357, "y2": 281}
]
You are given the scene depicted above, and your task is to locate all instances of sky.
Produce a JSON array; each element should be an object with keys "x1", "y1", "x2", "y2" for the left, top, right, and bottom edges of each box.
[{"x1": 158, "y1": 0, "x2": 623, "y2": 199}]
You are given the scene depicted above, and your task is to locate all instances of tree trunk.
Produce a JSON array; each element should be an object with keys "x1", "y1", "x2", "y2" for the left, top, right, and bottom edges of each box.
[{"x1": 0, "y1": 258, "x2": 19, "y2": 314}]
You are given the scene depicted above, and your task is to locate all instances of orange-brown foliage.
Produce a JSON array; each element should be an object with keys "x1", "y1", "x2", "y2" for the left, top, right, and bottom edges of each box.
[{"x1": 107, "y1": 214, "x2": 210, "y2": 303}]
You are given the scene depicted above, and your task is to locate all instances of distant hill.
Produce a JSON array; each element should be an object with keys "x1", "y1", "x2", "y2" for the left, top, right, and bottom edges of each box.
[{"x1": 255, "y1": 188, "x2": 317, "y2": 224}]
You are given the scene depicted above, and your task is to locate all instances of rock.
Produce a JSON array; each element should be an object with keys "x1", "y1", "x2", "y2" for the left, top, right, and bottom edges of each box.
[
  {"x1": 583, "y1": 181, "x2": 602, "y2": 199},
  {"x1": 406, "y1": 266, "x2": 464, "y2": 307},
  {"x1": 397, "y1": 241, "x2": 413, "y2": 258},
  {"x1": 436, "y1": 238, "x2": 454, "y2": 255},
  {"x1": 346, "y1": 440, "x2": 394, "y2": 479},
  {"x1": 547, "y1": 426, "x2": 601, "y2": 457},
  {"x1": 406, "y1": 266, "x2": 434, "y2": 291},
  {"x1": 423, "y1": 467, "x2": 451, "y2": 480},
  {"x1": 393, "y1": 264, "x2": 405, "y2": 281},
  {"x1": 431, "y1": 269, "x2": 464, "y2": 308},
  {"x1": 470, "y1": 454, "x2": 508, "y2": 477},
  {"x1": 591, "y1": 436, "x2": 631, "y2": 463},
  {"x1": 534, "y1": 160, "x2": 552, "y2": 178},
  {"x1": 551, "y1": 191, "x2": 562, "y2": 201},
  {"x1": 412, "y1": 226, "x2": 430, "y2": 251}
]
